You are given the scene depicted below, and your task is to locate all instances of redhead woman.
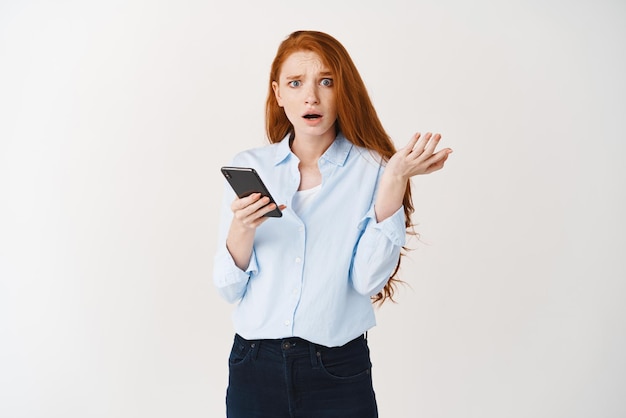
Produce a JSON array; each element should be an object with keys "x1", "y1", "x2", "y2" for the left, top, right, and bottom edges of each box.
[{"x1": 213, "y1": 30, "x2": 452, "y2": 417}]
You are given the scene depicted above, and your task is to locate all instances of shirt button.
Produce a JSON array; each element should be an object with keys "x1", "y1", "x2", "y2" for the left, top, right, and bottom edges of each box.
[
  {"x1": 298, "y1": 226, "x2": 304, "y2": 232},
  {"x1": 284, "y1": 320, "x2": 290, "y2": 326},
  {"x1": 295, "y1": 257, "x2": 301, "y2": 263},
  {"x1": 292, "y1": 289, "x2": 298, "y2": 295}
]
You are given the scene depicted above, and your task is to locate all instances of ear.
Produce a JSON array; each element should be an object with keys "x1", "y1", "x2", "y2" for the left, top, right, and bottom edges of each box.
[{"x1": 272, "y1": 81, "x2": 283, "y2": 107}]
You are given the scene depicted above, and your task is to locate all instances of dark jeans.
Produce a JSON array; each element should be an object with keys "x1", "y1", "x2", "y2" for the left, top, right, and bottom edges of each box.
[{"x1": 226, "y1": 333, "x2": 378, "y2": 418}]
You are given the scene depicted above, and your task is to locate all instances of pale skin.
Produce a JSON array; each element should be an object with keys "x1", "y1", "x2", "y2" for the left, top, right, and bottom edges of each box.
[{"x1": 226, "y1": 51, "x2": 452, "y2": 270}]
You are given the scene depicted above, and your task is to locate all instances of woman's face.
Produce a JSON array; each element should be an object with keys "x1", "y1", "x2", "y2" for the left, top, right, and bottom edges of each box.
[{"x1": 272, "y1": 50, "x2": 337, "y2": 144}]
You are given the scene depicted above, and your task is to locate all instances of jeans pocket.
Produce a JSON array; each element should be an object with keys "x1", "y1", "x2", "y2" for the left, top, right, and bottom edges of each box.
[
  {"x1": 318, "y1": 338, "x2": 372, "y2": 380},
  {"x1": 228, "y1": 335, "x2": 255, "y2": 367}
]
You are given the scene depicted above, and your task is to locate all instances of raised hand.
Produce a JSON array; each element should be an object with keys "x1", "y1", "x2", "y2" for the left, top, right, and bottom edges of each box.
[
  {"x1": 374, "y1": 132, "x2": 452, "y2": 222},
  {"x1": 385, "y1": 132, "x2": 452, "y2": 180}
]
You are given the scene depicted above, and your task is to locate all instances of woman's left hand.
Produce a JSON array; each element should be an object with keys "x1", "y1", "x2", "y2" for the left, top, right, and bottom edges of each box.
[
  {"x1": 375, "y1": 132, "x2": 452, "y2": 222},
  {"x1": 385, "y1": 132, "x2": 452, "y2": 180}
]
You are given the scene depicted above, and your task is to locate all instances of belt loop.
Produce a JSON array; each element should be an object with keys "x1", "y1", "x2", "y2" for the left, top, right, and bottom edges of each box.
[
  {"x1": 365, "y1": 331, "x2": 368, "y2": 340},
  {"x1": 309, "y1": 341, "x2": 320, "y2": 369},
  {"x1": 251, "y1": 339, "x2": 261, "y2": 360}
]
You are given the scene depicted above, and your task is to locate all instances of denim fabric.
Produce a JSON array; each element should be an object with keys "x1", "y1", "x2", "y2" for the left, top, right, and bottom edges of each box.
[{"x1": 226, "y1": 333, "x2": 378, "y2": 418}]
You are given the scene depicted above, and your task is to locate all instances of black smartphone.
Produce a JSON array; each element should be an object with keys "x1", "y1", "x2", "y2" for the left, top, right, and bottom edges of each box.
[{"x1": 220, "y1": 166, "x2": 283, "y2": 218}]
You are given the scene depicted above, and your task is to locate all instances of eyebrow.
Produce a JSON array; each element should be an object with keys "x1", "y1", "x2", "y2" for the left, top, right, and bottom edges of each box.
[{"x1": 284, "y1": 71, "x2": 333, "y2": 80}]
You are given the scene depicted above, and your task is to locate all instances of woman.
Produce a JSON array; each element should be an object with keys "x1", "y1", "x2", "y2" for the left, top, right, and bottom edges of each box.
[{"x1": 214, "y1": 30, "x2": 451, "y2": 417}]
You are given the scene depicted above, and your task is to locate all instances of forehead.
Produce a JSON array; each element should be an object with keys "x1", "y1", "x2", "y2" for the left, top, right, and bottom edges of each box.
[{"x1": 279, "y1": 50, "x2": 329, "y2": 77}]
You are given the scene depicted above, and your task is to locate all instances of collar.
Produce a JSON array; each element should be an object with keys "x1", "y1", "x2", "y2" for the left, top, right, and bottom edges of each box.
[{"x1": 272, "y1": 131, "x2": 353, "y2": 167}]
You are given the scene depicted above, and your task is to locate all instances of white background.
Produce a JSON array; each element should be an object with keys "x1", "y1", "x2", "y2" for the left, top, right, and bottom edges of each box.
[{"x1": 1, "y1": 1, "x2": 625, "y2": 417}]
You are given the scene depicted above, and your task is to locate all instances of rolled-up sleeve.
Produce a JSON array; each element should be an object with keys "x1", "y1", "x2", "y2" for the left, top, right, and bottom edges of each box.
[
  {"x1": 213, "y1": 246, "x2": 259, "y2": 303},
  {"x1": 350, "y1": 206, "x2": 406, "y2": 296}
]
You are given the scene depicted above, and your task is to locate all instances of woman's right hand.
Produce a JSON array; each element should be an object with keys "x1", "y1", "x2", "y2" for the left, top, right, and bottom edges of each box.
[
  {"x1": 230, "y1": 193, "x2": 286, "y2": 230},
  {"x1": 226, "y1": 194, "x2": 286, "y2": 271}
]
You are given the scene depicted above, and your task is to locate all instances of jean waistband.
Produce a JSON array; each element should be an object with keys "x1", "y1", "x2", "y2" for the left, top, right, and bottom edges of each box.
[{"x1": 234, "y1": 333, "x2": 366, "y2": 361}]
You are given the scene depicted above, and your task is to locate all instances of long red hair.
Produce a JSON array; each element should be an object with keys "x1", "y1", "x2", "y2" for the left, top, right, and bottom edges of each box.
[{"x1": 265, "y1": 30, "x2": 415, "y2": 305}]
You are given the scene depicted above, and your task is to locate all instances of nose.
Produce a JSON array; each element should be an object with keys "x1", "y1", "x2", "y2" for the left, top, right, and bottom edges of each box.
[{"x1": 304, "y1": 85, "x2": 319, "y2": 105}]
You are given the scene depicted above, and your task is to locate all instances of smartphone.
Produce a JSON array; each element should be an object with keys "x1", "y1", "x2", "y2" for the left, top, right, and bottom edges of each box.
[{"x1": 220, "y1": 166, "x2": 283, "y2": 218}]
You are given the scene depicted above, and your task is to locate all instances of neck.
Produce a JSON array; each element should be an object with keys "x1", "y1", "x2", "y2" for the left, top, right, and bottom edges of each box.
[{"x1": 290, "y1": 130, "x2": 336, "y2": 164}]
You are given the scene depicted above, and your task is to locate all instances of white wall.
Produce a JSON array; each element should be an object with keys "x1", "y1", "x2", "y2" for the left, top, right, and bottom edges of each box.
[{"x1": 1, "y1": 1, "x2": 624, "y2": 417}]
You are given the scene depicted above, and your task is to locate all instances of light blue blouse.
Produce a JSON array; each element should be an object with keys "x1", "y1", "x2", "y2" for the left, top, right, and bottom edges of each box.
[{"x1": 213, "y1": 132, "x2": 406, "y2": 347}]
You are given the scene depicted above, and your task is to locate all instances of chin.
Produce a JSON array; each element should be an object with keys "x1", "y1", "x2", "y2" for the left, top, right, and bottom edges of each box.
[{"x1": 306, "y1": 125, "x2": 335, "y2": 137}]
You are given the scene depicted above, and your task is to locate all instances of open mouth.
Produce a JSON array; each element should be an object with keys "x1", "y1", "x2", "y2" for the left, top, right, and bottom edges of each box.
[{"x1": 303, "y1": 114, "x2": 322, "y2": 119}]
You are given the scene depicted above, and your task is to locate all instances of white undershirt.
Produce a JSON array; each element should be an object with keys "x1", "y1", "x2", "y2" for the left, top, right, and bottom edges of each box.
[{"x1": 291, "y1": 184, "x2": 321, "y2": 215}]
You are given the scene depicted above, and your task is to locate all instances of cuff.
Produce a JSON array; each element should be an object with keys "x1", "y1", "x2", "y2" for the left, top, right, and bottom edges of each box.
[{"x1": 357, "y1": 206, "x2": 406, "y2": 247}]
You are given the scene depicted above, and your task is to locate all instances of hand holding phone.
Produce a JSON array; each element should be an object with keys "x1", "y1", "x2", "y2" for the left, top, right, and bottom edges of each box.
[{"x1": 221, "y1": 166, "x2": 283, "y2": 218}]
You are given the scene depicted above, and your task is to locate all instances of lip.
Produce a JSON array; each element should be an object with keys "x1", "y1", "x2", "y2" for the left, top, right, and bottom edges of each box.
[
  {"x1": 302, "y1": 112, "x2": 323, "y2": 126},
  {"x1": 303, "y1": 116, "x2": 322, "y2": 126}
]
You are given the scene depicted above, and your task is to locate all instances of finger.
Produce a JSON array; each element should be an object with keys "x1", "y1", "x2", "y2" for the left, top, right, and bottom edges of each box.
[
  {"x1": 257, "y1": 204, "x2": 287, "y2": 214},
  {"x1": 245, "y1": 202, "x2": 286, "y2": 226},
  {"x1": 398, "y1": 132, "x2": 419, "y2": 155},
  {"x1": 231, "y1": 193, "x2": 260, "y2": 212},
  {"x1": 257, "y1": 201, "x2": 279, "y2": 217},
  {"x1": 248, "y1": 195, "x2": 273, "y2": 215},
  {"x1": 232, "y1": 194, "x2": 270, "y2": 221},
  {"x1": 428, "y1": 148, "x2": 451, "y2": 162},
  {"x1": 420, "y1": 133, "x2": 442, "y2": 159},
  {"x1": 423, "y1": 149, "x2": 452, "y2": 172},
  {"x1": 410, "y1": 132, "x2": 432, "y2": 157},
  {"x1": 236, "y1": 198, "x2": 273, "y2": 226}
]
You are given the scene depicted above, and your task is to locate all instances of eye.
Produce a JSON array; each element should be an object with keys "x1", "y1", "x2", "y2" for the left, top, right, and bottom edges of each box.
[
  {"x1": 288, "y1": 80, "x2": 301, "y2": 87},
  {"x1": 320, "y1": 78, "x2": 333, "y2": 87}
]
